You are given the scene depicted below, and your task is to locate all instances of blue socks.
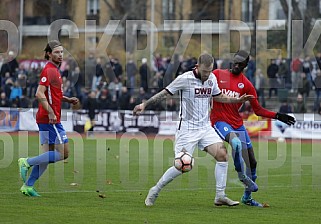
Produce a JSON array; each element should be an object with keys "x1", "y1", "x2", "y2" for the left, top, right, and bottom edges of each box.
[
  {"x1": 26, "y1": 164, "x2": 48, "y2": 186},
  {"x1": 27, "y1": 150, "x2": 62, "y2": 166},
  {"x1": 244, "y1": 190, "x2": 251, "y2": 199},
  {"x1": 26, "y1": 151, "x2": 62, "y2": 187},
  {"x1": 251, "y1": 168, "x2": 257, "y2": 182},
  {"x1": 230, "y1": 138, "x2": 259, "y2": 200},
  {"x1": 243, "y1": 168, "x2": 257, "y2": 200}
]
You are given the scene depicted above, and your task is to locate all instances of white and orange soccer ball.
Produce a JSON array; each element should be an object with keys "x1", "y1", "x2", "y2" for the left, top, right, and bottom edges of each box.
[{"x1": 174, "y1": 151, "x2": 194, "y2": 173}]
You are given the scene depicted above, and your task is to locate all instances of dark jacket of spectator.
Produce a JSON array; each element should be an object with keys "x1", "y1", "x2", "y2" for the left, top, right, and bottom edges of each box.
[
  {"x1": 293, "y1": 94, "x2": 307, "y2": 113},
  {"x1": 267, "y1": 62, "x2": 278, "y2": 79},
  {"x1": 139, "y1": 59, "x2": 150, "y2": 92},
  {"x1": 85, "y1": 92, "x2": 99, "y2": 120},
  {"x1": 298, "y1": 74, "x2": 310, "y2": 97},
  {"x1": 118, "y1": 87, "x2": 130, "y2": 110},
  {"x1": 112, "y1": 59, "x2": 123, "y2": 80},
  {"x1": 279, "y1": 101, "x2": 293, "y2": 113},
  {"x1": 0, "y1": 56, "x2": 19, "y2": 77},
  {"x1": 0, "y1": 92, "x2": 10, "y2": 107}
]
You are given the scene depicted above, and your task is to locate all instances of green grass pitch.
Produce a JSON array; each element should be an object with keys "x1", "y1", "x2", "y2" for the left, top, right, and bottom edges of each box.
[{"x1": 0, "y1": 133, "x2": 320, "y2": 224}]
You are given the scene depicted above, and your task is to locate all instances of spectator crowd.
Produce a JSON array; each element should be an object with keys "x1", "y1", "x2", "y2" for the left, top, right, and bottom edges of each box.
[{"x1": 2, "y1": 50, "x2": 321, "y2": 115}]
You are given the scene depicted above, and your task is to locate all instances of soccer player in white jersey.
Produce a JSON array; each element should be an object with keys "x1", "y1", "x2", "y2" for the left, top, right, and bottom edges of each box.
[{"x1": 133, "y1": 53, "x2": 254, "y2": 207}]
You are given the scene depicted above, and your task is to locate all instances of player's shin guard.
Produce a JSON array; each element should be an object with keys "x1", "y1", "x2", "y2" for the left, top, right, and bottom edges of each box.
[{"x1": 231, "y1": 138, "x2": 245, "y2": 180}]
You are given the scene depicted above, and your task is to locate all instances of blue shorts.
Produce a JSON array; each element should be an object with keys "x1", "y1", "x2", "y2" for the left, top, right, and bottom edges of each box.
[
  {"x1": 38, "y1": 123, "x2": 68, "y2": 145},
  {"x1": 213, "y1": 121, "x2": 253, "y2": 149}
]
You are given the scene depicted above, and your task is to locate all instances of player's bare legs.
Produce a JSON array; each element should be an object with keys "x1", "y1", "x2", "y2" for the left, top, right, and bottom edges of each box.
[
  {"x1": 205, "y1": 143, "x2": 239, "y2": 206},
  {"x1": 55, "y1": 142, "x2": 69, "y2": 160}
]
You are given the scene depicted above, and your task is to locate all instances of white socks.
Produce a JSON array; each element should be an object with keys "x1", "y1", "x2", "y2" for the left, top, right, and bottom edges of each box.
[
  {"x1": 215, "y1": 161, "x2": 228, "y2": 198},
  {"x1": 153, "y1": 162, "x2": 228, "y2": 199},
  {"x1": 155, "y1": 166, "x2": 182, "y2": 192}
]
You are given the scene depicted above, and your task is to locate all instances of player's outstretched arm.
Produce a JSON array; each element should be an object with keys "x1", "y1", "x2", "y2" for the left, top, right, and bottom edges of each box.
[
  {"x1": 62, "y1": 96, "x2": 79, "y2": 105},
  {"x1": 248, "y1": 92, "x2": 295, "y2": 124},
  {"x1": 213, "y1": 93, "x2": 254, "y2": 104},
  {"x1": 133, "y1": 89, "x2": 169, "y2": 116}
]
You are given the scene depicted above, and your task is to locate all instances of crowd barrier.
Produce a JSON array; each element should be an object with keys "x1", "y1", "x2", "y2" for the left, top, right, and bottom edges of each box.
[{"x1": 0, "y1": 107, "x2": 320, "y2": 139}]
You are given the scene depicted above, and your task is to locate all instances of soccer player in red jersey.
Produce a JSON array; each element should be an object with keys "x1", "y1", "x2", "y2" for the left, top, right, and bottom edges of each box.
[
  {"x1": 18, "y1": 40, "x2": 79, "y2": 196},
  {"x1": 211, "y1": 50, "x2": 295, "y2": 207}
]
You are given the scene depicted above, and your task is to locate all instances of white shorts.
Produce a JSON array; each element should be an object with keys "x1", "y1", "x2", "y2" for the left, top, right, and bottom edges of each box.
[{"x1": 174, "y1": 125, "x2": 222, "y2": 156}]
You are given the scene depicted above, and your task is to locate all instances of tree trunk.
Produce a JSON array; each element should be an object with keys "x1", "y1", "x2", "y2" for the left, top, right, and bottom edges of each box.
[{"x1": 251, "y1": 0, "x2": 262, "y2": 56}]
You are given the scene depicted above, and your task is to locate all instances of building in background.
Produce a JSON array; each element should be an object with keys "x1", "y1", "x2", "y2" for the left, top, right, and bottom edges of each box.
[{"x1": 0, "y1": 0, "x2": 319, "y2": 63}]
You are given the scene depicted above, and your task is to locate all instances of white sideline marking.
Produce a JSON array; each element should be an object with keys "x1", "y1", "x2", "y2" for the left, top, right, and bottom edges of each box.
[{"x1": 2, "y1": 184, "x2": 320, "y2": 195}]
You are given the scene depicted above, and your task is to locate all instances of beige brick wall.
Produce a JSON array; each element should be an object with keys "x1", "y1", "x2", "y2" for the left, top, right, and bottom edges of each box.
[{"x1": 19, "y1": 0, "x2": 271, "y2": 59}]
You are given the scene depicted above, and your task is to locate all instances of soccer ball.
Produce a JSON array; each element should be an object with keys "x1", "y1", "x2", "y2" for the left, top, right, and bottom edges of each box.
[{"x1": 174, "y1": 151, "x2": 194, "y2": 173}]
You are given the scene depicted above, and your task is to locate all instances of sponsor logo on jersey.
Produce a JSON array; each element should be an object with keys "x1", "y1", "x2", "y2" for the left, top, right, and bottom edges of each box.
[
  {"x1": 238, "y1": 83, "x2": 244, "y2": 89},
  {"x1": 221, "y1": 89, "x2": 240, "y2": 98},
  {"x1": 208, "y1": 80, "x2": 213, "y2": 86},
  {"x1": 41, "y1": 77, "x2": 47, "y2": 83},
  {"x1": 194, "y1": 88, "x2": 212, "y2": 98}
]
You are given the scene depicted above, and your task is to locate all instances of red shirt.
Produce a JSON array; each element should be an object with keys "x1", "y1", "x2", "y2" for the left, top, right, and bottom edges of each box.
[
  {"x1": 36, "y1": 62, "x2": 63, "y2": 124},
  {"x1": 210, "y1": 69, "x2": 276, "y2": 129}
]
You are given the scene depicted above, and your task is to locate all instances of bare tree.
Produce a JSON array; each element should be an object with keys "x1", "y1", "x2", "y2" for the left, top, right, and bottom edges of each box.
[
  {"x1": 193, "y1": 0, "x2": 216, "y2": 21},
  {"x1": 251, "y1": 0, "x2": 262, "y2": 56},
  {"x1": 279, "y1": 0, "x2": 321, "y2": 54},
  {"x1": 102, "y1": 0, "x2": 147, "y2": 53},
  {"x1": 279, "y1": 0, "x2": 302, "y2": 20}
]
